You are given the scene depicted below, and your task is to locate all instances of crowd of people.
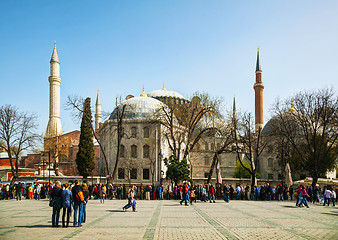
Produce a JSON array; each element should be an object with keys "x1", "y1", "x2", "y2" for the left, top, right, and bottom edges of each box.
[{"x1": 0, "y1": 182, "x2": 51, "y2": 200}]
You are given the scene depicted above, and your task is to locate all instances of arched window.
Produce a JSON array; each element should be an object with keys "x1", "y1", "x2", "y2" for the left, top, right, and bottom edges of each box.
[
  {"x1": 268, "y1": 158, "x2": 273, "y2": 168},
  {"x1": 143, "y1": 145, "x2": 150, "y2": 158},
  {"x1": 131, "y1": 127, "x2": 137, "y2": 138},
  {"x1": 120, "y1": 145, "x2": 125, "y2": 158},
  {"x1": 144, "y1": 127, "x2": 150, "y2": 138},
  {"x1": 131, "y1": 145, "x2": 137, "y2": 158}
]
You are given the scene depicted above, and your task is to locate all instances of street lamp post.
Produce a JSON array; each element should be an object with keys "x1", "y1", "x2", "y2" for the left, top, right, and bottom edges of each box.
[
  {"x1": 43, "y1": 159, "x2": 45, "y2": 179},
  {"x1": 48, "y1": 152, "x2": 51, "y2": 185}
]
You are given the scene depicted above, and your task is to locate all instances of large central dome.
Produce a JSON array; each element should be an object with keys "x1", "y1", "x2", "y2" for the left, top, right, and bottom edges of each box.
[
  {"x1": 147, "y1": 89, "x2": 185, "y2": 99},
  {"x1": 109, "y1": 96, "x2": 165, "y2": 120}
]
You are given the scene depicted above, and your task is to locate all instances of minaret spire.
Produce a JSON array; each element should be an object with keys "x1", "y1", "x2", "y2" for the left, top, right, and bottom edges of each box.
[
  {"x1": 95, "y1": 90, "x2": 102, "y2": 130},
  {"x1": 256, "y1": 47, "x2": 262, "y2": 72},
  {"x1": 253, "y1": 47, "x2": 264, "y2": 132},
  {"x1": 232, "y1": 94, "x2": 237, "y2": 128},
  {"x1": 45, "y1": 42, "x2": 63, "y2": 138}
]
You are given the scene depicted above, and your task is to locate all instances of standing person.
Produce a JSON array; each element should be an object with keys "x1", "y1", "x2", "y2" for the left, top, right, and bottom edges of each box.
[
  {"x1": 99, "y1": 184, "x2": 106, "y2": 204},
  {"x1": 28, "y1": 184, "x2": 33, "y2": 199},
  {"x1": 255, "y1": 186, "x2": 260, "y2": 201},
  {"x1": 82, "y1": 183, "x2": 89, "y2": 223},
  {"x1": 15, "y1": 183, "x2": 22, "y2": 201},
  {"x1": 152, "y1": 183, "x2": 156, "y2": 200},
  {"x1": 72, "y1": 180, "x2": 84, "y2": 227},
  {"x1": 278, "y1": 184, "x2": 284, "y2": 201},
  {"x1": 189, "y1": 187, "x2": 196, "y2": 205},
  {"x1": 123, "y1": 185, "x2": 136, "y2": 212},
  {"x1": 223, "y1": 184, "x2": 230, "y2": 203},
  {"x1": 312, "y1": 187, "x2": 320, "y2": 204},
  {"x1": 332, "y1": 188, "x2": 336, "y2": 207},
  {"x1": 289, "y1": 186, "x2": 294, "y2": 201},
  {"x1": 167, "y1": 185, "x2": 172, "y2": 200},
  {"x1": 323, "y1": 187, "x2": 332, "y2": 206},
  {"x1": 209, "y1": 185, "x2": 216, "y2": 203},
  {"x1": 36, "y1": 184, "x2": 41, "y2": 200},
  {"x1": 180, "y1": 182, "x2": 189, "y2": 206},
  {"x1": 61, "y1": 183, "x2": 72, "y2": 228},
  {"x1": 140, "y1": 184, "x2": 144, "y2": 200},
  {"x1": 229, "y1": 185, "x2": 234, "y2": 200},
  {"x1": 51, "y1": 181, "x2": 63, "y2": 227},
  {"x1": 158, "y1": 185, "x2": 163, "y2": 200},
  {"x1": 236, "y1": 185, "x2": 241, "y2": 200},
  {"x1": 88, "y1": 184, "x2": 93, "y2": 200},
  {"x1": 145, "y1": 185, "x2": 151, "y2": 200},
  {"x1": 174, "y1": 186, "x2": 178, "y2": 200},
  {"x1": 201, "y1": 185, "x2": 207, "y2": 202}
]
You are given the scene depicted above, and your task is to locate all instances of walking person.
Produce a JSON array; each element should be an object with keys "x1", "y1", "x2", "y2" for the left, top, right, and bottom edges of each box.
[
  {"x1": 298, "y1": 186, "x2": 310, "y2": 208},
  {"x1": 51, "y1": 181, "x2": 63, "y2": 227},
  {"x1": 61, "y1": 183, "x2": 72, "y2": 228},
  {"x1": 72, "y1": 180, "x2": 84, "y2": 227},
  {"x1": 123, "y1": 185, "x2": 136, "y2": 212}
]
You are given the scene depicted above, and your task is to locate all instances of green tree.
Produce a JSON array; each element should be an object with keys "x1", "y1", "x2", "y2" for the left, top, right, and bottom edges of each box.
[
  {"x1": 76, "y1": 98, "x2": 95, "y2": 179},
  {"x1": 233, "y1": 159, "x2": 260, "y2": 179},
  {"x1": 164, "y1": 154, "x2": 190, "y2": 185}
]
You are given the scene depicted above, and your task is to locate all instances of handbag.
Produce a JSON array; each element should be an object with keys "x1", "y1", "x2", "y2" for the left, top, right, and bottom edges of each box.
[{"x1": 49, "y1": 199, "x2": 54, "y2": 207}]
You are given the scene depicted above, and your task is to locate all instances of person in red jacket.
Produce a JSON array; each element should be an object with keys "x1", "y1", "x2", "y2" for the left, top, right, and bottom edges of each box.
[{"x1": 209, "y1": 185, "x2": 216, "y2": 203}]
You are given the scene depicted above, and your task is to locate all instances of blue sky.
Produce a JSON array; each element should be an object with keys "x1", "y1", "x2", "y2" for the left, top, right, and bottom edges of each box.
[{"x1": 1, "y1": 1, "x2": 337, "y2": 135}]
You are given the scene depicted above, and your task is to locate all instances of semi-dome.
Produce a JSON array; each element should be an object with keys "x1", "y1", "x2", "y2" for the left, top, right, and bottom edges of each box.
[{"x1": 109, "y1": 96, "x2": 165, "y2": 120}]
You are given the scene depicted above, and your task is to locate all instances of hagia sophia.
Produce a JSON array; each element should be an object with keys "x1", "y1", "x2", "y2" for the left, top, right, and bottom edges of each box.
[{"x1": 0, "y1": 43, "x2": 316, "y2": 184}]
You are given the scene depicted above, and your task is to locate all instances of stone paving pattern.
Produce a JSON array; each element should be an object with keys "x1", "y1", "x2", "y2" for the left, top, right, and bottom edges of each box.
[{"x1": 0, "y1": 199, "x2": 337, "y2": 239}]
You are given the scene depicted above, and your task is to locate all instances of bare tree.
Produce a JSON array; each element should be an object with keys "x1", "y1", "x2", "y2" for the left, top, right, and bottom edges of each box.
[
  {"x1": 271, "y1": 88, "x2": 338, "y2": 188},
  {"x1": 152, "y1": 92, "x2": 219, "y2": 162},
  {"x1": 0, "y1": 105, "x2": 40, "y2": 185},
  {"x1": 233, "y1": 112, "x2": 267, "y2": 187},
  {"x1": 206, "y1": 116, "x2": 234, "y2": 184}
]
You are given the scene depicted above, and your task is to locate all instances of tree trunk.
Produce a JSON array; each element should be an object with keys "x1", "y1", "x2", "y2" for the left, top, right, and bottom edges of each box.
[{"x1": 312, "y1": 176, "x2": 318, "y2": 189}]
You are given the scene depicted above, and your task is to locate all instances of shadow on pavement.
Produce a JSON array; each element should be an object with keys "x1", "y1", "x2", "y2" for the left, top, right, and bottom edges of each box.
[
  {"x1": 281, "y1": 205, "x2": 298, "y2": 208},
  {"x1": 106, "y1": 210, "x2": 124, "y2": 212},
  {"x1": 16, "y1": 225, "x2": 52, "y2": 228}
]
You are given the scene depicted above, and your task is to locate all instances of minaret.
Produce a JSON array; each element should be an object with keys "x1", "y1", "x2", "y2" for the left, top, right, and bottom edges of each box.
[
  {"x1": 232, "y1": 94, "x2": 238, "y2": 129},
  {"x1": 45, "y1": 42, "x2": 63, "y2": 139},
  {"x1": 95, "y1": 90, "x2": 102, "y2": 130},
  {"x1": 253, "y1": 47, "x2": 264, "y2": 132}
]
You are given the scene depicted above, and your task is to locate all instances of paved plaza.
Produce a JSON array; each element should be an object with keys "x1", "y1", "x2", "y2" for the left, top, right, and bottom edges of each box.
[{"x1": 0, "y1": 199, "x2": 337, "y2": 240}]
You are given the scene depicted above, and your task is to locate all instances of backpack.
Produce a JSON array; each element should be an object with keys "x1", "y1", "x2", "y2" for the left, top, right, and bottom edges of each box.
[{"x1": 75, "y1": 191, "x2": 85, "y2": 202}]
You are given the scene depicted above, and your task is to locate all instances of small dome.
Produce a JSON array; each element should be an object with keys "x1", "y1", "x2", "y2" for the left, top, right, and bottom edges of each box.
[
  {"x1": 109, "y1": 96, "x2": 165, "y2": 120},
  {"x1": 262, "y1": 111, "x2": 301, "y2": 136},
  {"x1": 147, "y1": 89, "x2": 185, "y2": 99}
]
